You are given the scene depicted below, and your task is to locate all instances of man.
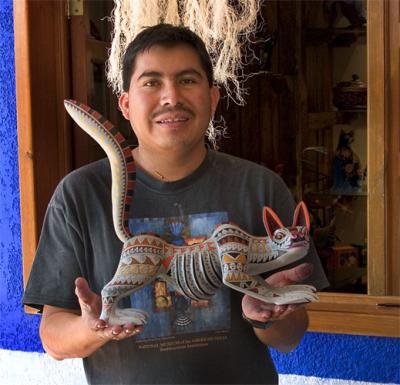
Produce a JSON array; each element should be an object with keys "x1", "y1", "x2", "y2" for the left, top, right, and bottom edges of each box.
[{"x1": 23, "y1": 24, "x2": 328, "y2": 384}]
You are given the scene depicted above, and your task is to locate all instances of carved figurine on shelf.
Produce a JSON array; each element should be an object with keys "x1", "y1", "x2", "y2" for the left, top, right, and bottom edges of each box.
[
  {"x1": 249, "y1": 24, "x2": 277, "y2": 72},
  {"x1": 258, "y1": 30, "x2": 277, "y2": 72},
  {"x1": 313, "y1": 216, "x2": 338, "y2": 251},
  {"x1": 324, "y1": 0, "x2": 366, "y2": 28},
  {"x1": 64, "y1": 100, "x2": 318, "y2": 327},
  {"x1": 331, "y1": 129, "x2": 363, "y2": 194}
]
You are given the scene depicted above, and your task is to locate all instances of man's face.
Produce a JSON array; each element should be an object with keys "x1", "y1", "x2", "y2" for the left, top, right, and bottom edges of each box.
[{"x1": 119, "y1": 44, "x2": 220, "y2": 155}]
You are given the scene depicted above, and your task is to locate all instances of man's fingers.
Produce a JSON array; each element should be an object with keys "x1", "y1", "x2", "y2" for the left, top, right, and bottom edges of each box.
[
  {"x1": 75, "y1": 277, "x2": 89, "y2": 299},
  {"x1": 247, "y1": 308, "x2": 273, "y2": 322},
  {"x1": 106, "y1": 325, "x2": 143, "y2": 341},
  {"x1": 90, "y1": 319, "x2": 107, "y2": 331},
  {"x1": 242, "y1": 298, "x2": 275, "y2": 322},
  {"x1": 266, "y1": 263, "x2": 314, "y2": 287},
  {"x1": 75, "y1": 277, "x2": 97, "y2": 312},
  {"x1": 122, "y1": 323, "x2": 142, "y2": 335},
  {"x1": 288, "y1": 263, "x2": 314, "y2": 282},
  {"x1": 271, "y1": 304, "x2": 305, "y2": 320}
]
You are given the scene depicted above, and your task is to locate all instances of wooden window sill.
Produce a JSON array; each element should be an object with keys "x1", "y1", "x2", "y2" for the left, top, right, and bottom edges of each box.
[{"x1": 307, "y1": 293, "x2": 400, "y2": 337}]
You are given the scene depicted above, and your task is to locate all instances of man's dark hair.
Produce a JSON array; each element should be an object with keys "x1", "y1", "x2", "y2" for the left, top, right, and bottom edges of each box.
[{"x1": 122, "y1": 24, "x2": 214, "y2": 91}]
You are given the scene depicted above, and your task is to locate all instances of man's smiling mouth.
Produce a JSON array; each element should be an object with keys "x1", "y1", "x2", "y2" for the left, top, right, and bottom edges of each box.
[
  {"x1": 152, "y1": 105, "x2": 195, "y2": 123},
  {"x1": 157, "y1": 117, "x2": 189, "y2": 124}
]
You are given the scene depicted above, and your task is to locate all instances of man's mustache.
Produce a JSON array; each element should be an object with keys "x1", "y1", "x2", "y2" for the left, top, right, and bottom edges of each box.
[{"x1": 151, "y1": 105, "x2": 195, "y2": 120}]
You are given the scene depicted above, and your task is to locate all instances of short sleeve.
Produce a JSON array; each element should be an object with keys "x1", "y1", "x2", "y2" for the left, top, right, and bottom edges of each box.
[{"x1": 22, "y1": 190, "x2": 84, "y2": 312}]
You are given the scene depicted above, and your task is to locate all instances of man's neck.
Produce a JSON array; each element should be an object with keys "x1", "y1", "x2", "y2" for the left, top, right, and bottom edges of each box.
[{"x1": 132, "y1": 146, "x2": 207, "y2": 182}]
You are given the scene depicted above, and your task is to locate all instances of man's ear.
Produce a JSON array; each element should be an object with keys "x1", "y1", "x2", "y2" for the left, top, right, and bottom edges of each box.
[
  {"x1": 118, "y1": 92, "x2": 130, "y2": 120},
  {"x1": 210, "y1": 85, "x2": 220, "y2": 116}
]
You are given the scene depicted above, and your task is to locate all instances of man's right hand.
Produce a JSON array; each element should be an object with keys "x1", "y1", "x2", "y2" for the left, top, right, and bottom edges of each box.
[
  {"x1": 40, "y1": 278, "x2": 143, "y2": 360},
  {"x1": 74, "y1": 277, "x2": 143, "y2": 341}
]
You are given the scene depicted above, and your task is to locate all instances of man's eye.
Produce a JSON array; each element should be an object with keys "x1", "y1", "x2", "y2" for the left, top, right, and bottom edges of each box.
[
  {"x1": 144, "y1": 80, "x2": 159, "y2": 87},
  {"x1": 180, "y1": 78, "x2": 196, "y2": 85}
]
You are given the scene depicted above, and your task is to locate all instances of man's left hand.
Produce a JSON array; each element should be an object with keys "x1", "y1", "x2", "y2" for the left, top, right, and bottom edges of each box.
[{"x1": 241, "y1": 262, "x2": 313, "y2": 323}]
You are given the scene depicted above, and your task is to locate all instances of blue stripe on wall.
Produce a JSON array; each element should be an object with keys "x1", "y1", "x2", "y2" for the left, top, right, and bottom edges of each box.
[
  {"x1": 0, "y1": 1, "x2": 399, "y2": 384},
  {"x1": 271, "y1": 332, "x2": 400, "y2": 384},
  {"x1": 0, "y1": 0, "x2": 43, "y2": 353}
]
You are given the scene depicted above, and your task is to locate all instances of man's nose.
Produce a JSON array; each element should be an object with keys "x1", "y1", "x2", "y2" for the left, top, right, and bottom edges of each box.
[{"x1": 160, "y1": 82, "x2": 181, "y2": 106}]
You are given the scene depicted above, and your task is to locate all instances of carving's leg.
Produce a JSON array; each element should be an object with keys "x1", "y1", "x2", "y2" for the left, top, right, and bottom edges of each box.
[
  {"x1": 223, "y1": 276, "x2": 318, "y2": 304},
  {"x1": 222, "y1": 259, "x2": 318, "y2": 304},
  {"x1": 100, "y1": 279, "x2": 152, "y2": 326},
  {"x1": 100, "y1": 240, "x2": 163, "y2": 325},
  {"x1": 246, "y1": 278, "x2": 318, "y2": 304}
]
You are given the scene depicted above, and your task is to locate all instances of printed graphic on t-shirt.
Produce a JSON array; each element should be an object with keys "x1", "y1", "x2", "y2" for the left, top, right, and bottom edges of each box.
[{"x1": 127, "y1": 211, "x2": 231, "y2": 342}]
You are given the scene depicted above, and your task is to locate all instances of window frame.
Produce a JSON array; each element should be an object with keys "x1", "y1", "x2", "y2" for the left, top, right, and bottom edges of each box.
[{"x1": 14, "y1": 0, "x2": 399, "y2": 336}]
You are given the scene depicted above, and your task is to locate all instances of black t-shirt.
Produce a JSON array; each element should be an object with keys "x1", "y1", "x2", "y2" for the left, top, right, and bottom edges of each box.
[{"x1": 23, "y1": 150, "x2": 328, "y2": 384}]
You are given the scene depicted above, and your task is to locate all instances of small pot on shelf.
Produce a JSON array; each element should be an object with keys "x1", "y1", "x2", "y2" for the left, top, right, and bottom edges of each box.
[{"x1": 333, "y1": 74, "x2": 367, "y2": 110}]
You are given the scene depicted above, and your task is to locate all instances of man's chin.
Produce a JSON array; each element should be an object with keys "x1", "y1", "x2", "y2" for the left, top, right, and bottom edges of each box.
[{"x1": 157, "y1": 138, "x2": 206, "y2": 154}]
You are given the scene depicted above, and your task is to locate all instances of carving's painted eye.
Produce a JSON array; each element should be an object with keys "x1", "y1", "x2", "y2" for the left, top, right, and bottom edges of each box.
[{"x1": 274, "y1": 230, "x2": 287, "y2": 242}]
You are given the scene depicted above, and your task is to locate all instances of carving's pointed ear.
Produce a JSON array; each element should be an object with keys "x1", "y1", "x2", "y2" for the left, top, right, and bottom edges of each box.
[
  {"x1": 292, "y1": 201, "x2": 310, "y2": 231},
  {"x1": 263, "y1": 207, "x2": 284, "y2": 238}
]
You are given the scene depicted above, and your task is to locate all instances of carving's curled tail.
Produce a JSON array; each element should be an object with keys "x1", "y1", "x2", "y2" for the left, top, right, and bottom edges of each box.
[{"x1": 64, "y1": 100, "x2": 134, "y2": 242}]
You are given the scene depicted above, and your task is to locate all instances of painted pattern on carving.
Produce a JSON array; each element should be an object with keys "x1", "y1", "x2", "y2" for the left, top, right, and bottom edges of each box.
[{"x1": 127, "y1": 211, "x2": 229, "y2": 340}]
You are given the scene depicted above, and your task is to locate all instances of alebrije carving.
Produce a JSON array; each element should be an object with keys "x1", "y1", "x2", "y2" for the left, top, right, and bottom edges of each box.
[{"x1": 64, "y1": 100, "x2": 318, "y2": 326}]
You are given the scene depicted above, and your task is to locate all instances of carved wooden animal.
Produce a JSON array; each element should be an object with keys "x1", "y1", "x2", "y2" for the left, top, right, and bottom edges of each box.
[{"x1": 64, "y1": 100, "x2": 318, "y2": 326}]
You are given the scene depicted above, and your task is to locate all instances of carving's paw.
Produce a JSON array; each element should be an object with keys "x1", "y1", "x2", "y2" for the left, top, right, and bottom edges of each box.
[
  {"x1": 107, "y1": 307, "x2": 149, "y2": 326},
  {"x1": 257, "y1": 284, "x2": 318, "y2": 305}
]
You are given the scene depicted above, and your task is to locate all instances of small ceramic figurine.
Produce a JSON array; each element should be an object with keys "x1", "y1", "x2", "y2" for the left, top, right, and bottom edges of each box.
[
  {"x1": 331, "y1": 129, "x2": 363, "y2": 193},
  {"x1": 64, "y1": 100, "x2": 318, "y2": 326},
  {"x1": 324, "y1": 0, "x2": 366, "y2": 28}
]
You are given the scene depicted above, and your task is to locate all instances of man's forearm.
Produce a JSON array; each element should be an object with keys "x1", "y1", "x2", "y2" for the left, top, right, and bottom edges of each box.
[
  {"x1": 40, "y1": 307, "x2": 108, "y2": 360},
  {"x1": 253, "y1": 308, "x2": 308, "y2": 353}
]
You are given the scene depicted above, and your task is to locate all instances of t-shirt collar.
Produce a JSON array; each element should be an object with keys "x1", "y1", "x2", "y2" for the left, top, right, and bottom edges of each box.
[{"x1": 136, "y1": 149, "x2": 214, "y2": 193}]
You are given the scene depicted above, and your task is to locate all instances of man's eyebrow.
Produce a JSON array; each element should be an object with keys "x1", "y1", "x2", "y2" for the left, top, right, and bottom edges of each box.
[
  {"x1": 176, "y1": 69, "x2": 203, "y2": 78},
  {"x1": 136, "y1": 71, "x2": 162, "y2": 81},
  {"x1": 136, "y1": 68, "x2": 204, "y2": 81}
]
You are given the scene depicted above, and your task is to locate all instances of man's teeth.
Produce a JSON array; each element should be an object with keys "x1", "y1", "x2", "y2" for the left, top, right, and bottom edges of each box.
[{"x1": 159, "y1": 118, "x2": 187, "y2": 123}]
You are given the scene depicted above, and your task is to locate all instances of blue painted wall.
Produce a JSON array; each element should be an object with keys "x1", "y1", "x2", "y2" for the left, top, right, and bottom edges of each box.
[
  {"x1": 0, "y1": 0, "x2": 43, "y2": 353},
  {"x1": 0, "y1": 0, "x2": 398, "y2": 383},
  {"x1": 271, "y1": 333, "x2": 400, "y2": 384}
]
